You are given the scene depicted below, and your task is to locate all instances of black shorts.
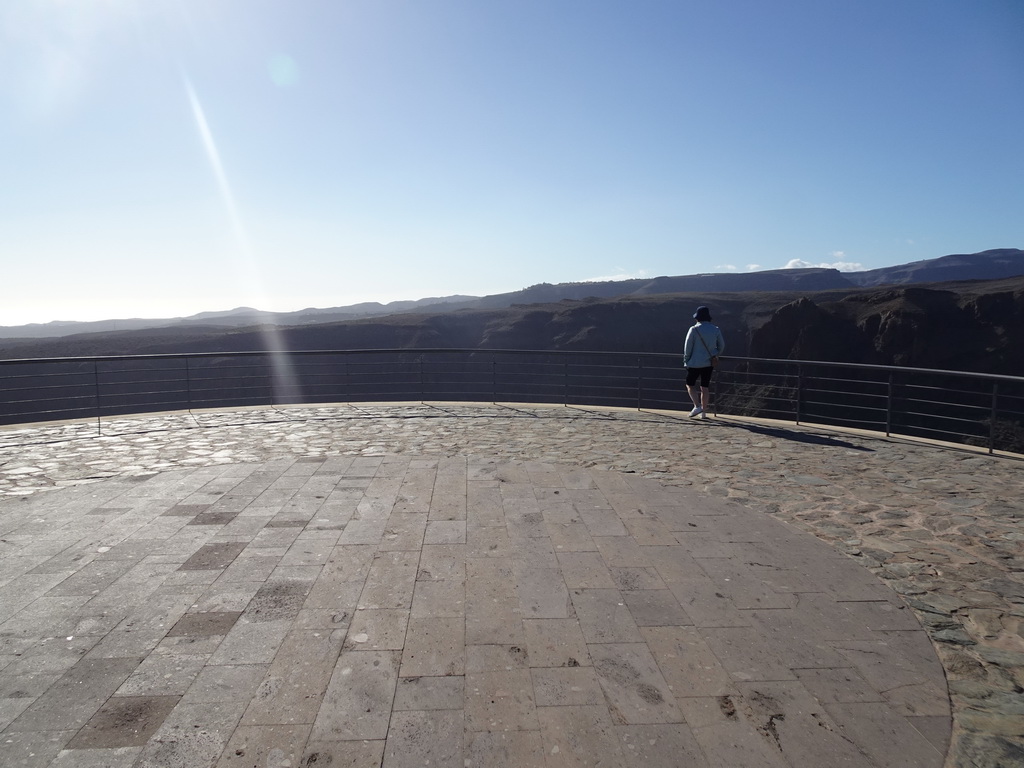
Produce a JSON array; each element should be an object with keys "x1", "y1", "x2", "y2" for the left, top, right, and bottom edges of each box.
[{"x1": 686, "y1": 366, "x2": 713, "y2": 388}]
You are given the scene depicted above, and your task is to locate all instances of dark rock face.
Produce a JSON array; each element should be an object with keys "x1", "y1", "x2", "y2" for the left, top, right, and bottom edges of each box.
[
  {"x1": 748, "y1": 297, "x2": 872, "y2": 362},
  {"x1": 745, "y1": 281, "x2": 1024, "y2": 374}
]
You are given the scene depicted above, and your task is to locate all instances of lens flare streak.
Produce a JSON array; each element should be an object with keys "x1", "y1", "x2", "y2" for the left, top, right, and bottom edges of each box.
[{"x1": 182, "y1": 74, "x2": 301, "y2": 403}]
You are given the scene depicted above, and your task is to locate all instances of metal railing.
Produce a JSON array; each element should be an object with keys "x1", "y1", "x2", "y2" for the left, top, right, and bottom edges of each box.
[{"x1": 1, "y1": 349, "x2": 1022, "y2": 455}]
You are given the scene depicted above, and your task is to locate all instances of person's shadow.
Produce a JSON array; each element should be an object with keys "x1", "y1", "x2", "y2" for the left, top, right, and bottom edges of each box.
[{"x1": 712, "y1": 420, "x2": 874, "y2": 451}]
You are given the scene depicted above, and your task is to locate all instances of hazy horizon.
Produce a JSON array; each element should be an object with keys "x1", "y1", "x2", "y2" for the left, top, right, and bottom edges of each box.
[
  {"x1": 4, "y1": 248, "x2": 1021, "y2": 329},
  {"x1": 3, "y1": 254, "x2": 882, "y2": 327},
  {"x1": 3, "y1": 1, "x2": 1022, "y2": 327}
]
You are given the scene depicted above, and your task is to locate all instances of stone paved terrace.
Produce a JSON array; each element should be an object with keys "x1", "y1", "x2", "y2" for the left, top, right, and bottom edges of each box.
[{"x1": 0, "y1": 403, "x2": 1021, "y2": 767}]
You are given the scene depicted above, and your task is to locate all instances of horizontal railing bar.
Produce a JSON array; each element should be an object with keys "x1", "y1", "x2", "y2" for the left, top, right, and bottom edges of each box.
[{"x1": 4, "y1": 350, "x2": 1021, "y2": 385}]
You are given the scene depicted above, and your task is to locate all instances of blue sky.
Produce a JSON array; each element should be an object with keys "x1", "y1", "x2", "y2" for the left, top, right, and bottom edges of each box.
[{"x1": 1, "y1": 0, "x2": 1021, "y2": 326}]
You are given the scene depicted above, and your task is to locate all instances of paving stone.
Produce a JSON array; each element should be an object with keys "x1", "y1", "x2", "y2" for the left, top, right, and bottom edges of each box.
[
  {"x1": 310, "y1": 650, "x2": 400, "y2": 741},
  {"x1": 907, "y1": 714, "x2": 953, "y2": 754},
  {"x1": 424, "y1": 520, "x2": 466, "y2": 545},
  {"x1": 6, "y1": 656, "x2": 141, "y2": 732},
  {"x1": 215, "y1": 723, "x2": 310, "y2": 768},
  {"x1": 411, "y1": 577, "x2": 465, "y2": 618},
  {"x1": 537, "y1": 704, "x2": 628, "y2": 767},
  {"x1": 166, "y1": 611, "x2": 242, "y2": 637},
  {"x1": 380, "y1": 513, "x2": 427, "y2": 551},
  {"x1": 346, "y1": 609, "x2": 409, "y2": 652},
  {"x1": 522, "y1": 618, "x2": 591, "y2": 668},
  {"x1": 736, "y1": 679, "x2": 879, "y2": 766},
  {"x1": 675, "y1": 695, "x2": 790, "y2": 768},
  {"x1": 588, "y1": 643, "x2": 681, "y2": 724},
  {"x1": 665, "y1": 576, "x2": 752, "y2": 628},
  {"x1": 383, "y1": 709, "x2": 463, "y2": 768},
  {"x1": 358, "y1": 551, "x2": 418, "y2": 610},
  {"x1": 640, "y1": 625, "x2": 735, "y2": 698},
  {"x1": 833, "y1": 637, "x2": 949, "y2": 708},
  {"x1": 133, "y1": 698, "x2": 247, "y2": 768},
  {"x1": 513, "y1": 565, "x2": 572, "y2": 619},
  {"x1": 615, "y1": 722, "x2": 709, "y2": 768},
  {"x1": 399, "y1": 617, "x2": 464, "y2": 677},
  {"x1": 181, "y1": 663, "x2": 268, "y2": 704},
  {"x1": 465, "y1": 644, "x2": 530, "y2": 673},
  {"x1": 1, "y1": 636, "x2": 99, "y2": 677},
  {"x1": 570, "y1": 589, "x2": 642, "y2": 644},
  {"x1": 824, "y1": 701, "x2": 946, "y2": 767},
  {"x1": 392, "y1": 675, "x2": 464, "y2": 711},
  {"x1": 465, "y1": 559, "x2": 524, "y2": 646},
  {"x1": 545, "y1": 519, "x2": 598, "y2": 553},
  {"x1": 578, "y1": 509, "x2": 628, "y2": 537},
  {"x1": 178, "y1": 542, "x2": 247, "y2": 571},
  {"x1": 0, "y1": 729, "x2": 74, "y2": 768},
  {"x1": 465, "y1": 668, "x2": 538, "y2": 732},
  {"x1": 509, "y1": 535, "x2": 559, "y2": 569},
  {"x1": 208, "y1": 618, "x2": 292, "y2": 666},
  {"x1": 556, "y1": 552, "x2": 617, "y2": 589},
  {"x1": 337, "y1": 518, "x2": 388, "y2": 545},
  {"x1": 466, "y1": 524, "x2": 512, "y2": 558},
  {"x1": 697, "y1": 556, "x2": 799, "y2": 610},
  {"x1": 793, "y1": 666, "x2": 885, "y2": 703},
  {"x1": 217, "y1": 554, "x2": 280, "y2": 583},
  {"x1": 241, "y1": 629, "x2": 343, "y2": 725},
  {"x1": 299, "y1": 739, "x2": 386, "y2": 767},
  {"x1": 465, "y1": 729, "x2": 546, "y2": 768},
  {"x1": 621, "y1": 589, "x2": 692, "y2": 626},
  {"x1": 611, "y1": 566, "x2": 667, "y2": 591},
  {"x1": 48, "y1": 746, "x2": 143, "y2": 768},
  {"x1": 114, "y1": 654, "x2": 207, "y2": 696},
  {"x1": 416, "y1": 544, "x2": 466, "y2": 582},
  {"x1": 65, "y1": 695, "x2": 179, "y2": 748},
  {"x1": 242, "y1": 578, "x2": 314, "y2": 623},
  {"x1": 530, "y1": 666, "x2": 603, "y2": 706}
]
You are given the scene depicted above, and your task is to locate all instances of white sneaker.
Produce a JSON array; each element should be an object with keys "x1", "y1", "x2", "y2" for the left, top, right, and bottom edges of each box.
[
  {"x1": 699, "y1": 412, "x2": 708, "y2": 420},
  {"x1": 689, "y1": 406, "x2": 704, "y2": 418}
]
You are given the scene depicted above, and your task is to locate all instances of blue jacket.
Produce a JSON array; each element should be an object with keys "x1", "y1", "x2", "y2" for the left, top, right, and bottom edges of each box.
[{"x1": 684, "y1": 322, "x2": 725, "y2": 368}]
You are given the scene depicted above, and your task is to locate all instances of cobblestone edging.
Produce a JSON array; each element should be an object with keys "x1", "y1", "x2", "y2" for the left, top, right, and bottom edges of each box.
[{"x1": 2, "y1": 404, "x2": 1022, "y2": 766}]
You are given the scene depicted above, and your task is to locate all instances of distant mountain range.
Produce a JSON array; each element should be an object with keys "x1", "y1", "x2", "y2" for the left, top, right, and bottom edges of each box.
[
  {"x1": 2, "y1": 248, "x2": 1023, "y2": 377},
  {"x1": 4, "y1": 248, "x2": 1021, "y2": 341}
]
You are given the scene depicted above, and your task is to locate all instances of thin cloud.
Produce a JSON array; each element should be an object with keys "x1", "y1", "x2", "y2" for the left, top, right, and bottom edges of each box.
[
  {"x1": 715, "y1": 264, "x2": 762, "y2": 272},
  {"x1": 582, "y1": 269, "x2": 649, "y2": 283},
  {"x1": 783, "y1": 255, "x2": 864, "y2": 272}
]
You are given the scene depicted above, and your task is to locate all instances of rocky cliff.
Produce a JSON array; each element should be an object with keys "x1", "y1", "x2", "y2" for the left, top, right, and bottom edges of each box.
[{"x1": 747, "y1": 279, "x2": 1024, "y2": 373}]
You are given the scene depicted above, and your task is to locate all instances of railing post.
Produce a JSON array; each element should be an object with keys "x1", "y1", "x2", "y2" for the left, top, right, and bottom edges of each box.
[
  {"x1": 185, "y1": 357, "x2": 193, "y2": 414},
  {"x1": 419, "y1": 356, "x2": 424, "y2": 402},
  {"x1": 637, "y1": 356, "x2": 642, "y2": 410},
  {"x1": 93, "y1": 361, "x2": 102, "y2": 435},
  {"x1": 795, "y1": 363, "x2": 803, "y2": 425},
  {"x1": 886, "y1": 373, "x2": 893, "y2": 437},
  {"x1": 268, "y1": 355, "x2": 275, "y2": 408},
  {"x1": 491, "y1": 357, "x2": 496, "y2": 404},
  {"x1": 563, "y1": 353, "x2": 568, "y2": 406},
  {"x1": 989, "y1": 382, "x2": 998, "y2": 455},
  {"x1": 711, "y1": 360, "x2": 717, "y2": 416}
]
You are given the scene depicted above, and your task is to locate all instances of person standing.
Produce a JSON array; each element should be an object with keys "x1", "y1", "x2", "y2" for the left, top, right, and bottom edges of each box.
[{"x1": 683, "y1": 305, "x2": 725, "y2": 418}]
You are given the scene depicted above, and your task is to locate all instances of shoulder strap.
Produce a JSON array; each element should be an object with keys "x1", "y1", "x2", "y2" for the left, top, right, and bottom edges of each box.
[{"x1": 695, "y1": 326, "x2": 714, "y2": 357}]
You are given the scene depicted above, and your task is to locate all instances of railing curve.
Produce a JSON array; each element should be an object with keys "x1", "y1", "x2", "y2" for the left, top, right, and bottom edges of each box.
[{"x1": 1, "y1": 350, "x2": 1021, "y2": 455}]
